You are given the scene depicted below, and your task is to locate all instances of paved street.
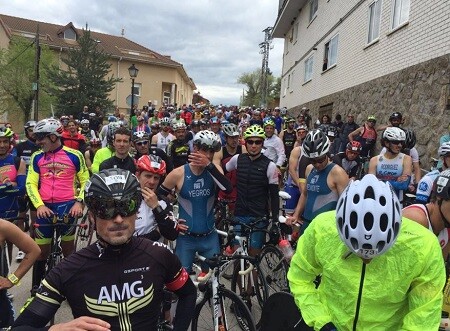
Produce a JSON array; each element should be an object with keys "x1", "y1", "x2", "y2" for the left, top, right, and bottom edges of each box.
[{"x1": 9, "y1": 245, "x2": 72, "y2": 324}]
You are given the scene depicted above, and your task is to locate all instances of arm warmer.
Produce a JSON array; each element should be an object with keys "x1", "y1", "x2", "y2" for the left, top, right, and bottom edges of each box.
[
  {"x1": 172, "y1": 279, "x2": 197, "y2": 331},
  {"x1": 388, "y1": 175, "x2": 411, "y2": 191},
  {"x1": 269, "y1": 184, "x2": 280, "y2": 222},
  {"x1": 12, "y1": 297, "x2": 57, "y2": 330},
  {"x1": 206, "y1": 162, "x2": 232, "y2": 193},
  {"x1": 153, "y1": 202, "x2": 179, "y2": 241},
  {"x1": 156, "y1": 184, "x2": 172, "y2": 198},
  {"x1": 0, "y1": 175, "x2": 25, "y2": 196}
]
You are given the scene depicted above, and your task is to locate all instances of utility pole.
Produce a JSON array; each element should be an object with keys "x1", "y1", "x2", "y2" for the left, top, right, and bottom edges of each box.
[
  {"x1": 33, "y1": 25, "x2": 41, "y2": 121},
  {"x1": 259, "y1": 27, "x2": 273, "y2": 108}
]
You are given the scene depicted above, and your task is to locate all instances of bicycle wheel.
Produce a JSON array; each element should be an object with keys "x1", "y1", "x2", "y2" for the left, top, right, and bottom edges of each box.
[
  {"x1": 74, "y1": 212, "x2": 94, "y2": 251},
  {"x1": 230, "y1": 259, "x2": 268, "y2": 328},
  {"x1": 259, "y1": 292, "x2": 312, "y2": 331},
  {"x1": 259, "y1": 245, "x2": 290, "y2": 294},
  {"x1": 191, "y1": 287, "x2": 256, "y2": 331}
]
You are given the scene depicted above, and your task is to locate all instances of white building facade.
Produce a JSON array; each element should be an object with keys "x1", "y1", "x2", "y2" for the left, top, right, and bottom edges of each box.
[{"x1": 272, "y1": 0, "x2": 450, "y2": 160}]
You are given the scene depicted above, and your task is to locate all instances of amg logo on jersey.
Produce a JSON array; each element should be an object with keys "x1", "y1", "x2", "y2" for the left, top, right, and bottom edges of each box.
[{"x1": 96, "y1": 280, "x2": 145, "y2": 303}]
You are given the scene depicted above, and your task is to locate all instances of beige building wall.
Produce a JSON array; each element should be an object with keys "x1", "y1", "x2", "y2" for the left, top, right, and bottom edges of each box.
[
  {"x1": 278, "y1": 0, "x2": 450, "y2": 109},
  {"x1": 0, "y1": 27, "x2": 9, "y2": 48},
  {"x1": 109, "y1": 59, "x2": 194, "y2": 112}
]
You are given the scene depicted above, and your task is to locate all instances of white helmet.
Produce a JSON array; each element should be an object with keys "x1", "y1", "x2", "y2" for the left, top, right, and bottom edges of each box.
[
  {"x1": 132, "y1": 131, "x2": 149, "y2": 143},
  {"x1": 302, "y1": 129, "x2": 330, "y2": 158},
  {"x1": 34, "y1": 118, "x2": 63, "y2": 137},
  {"x1": 172, "y1": 122, "x2": 187, "y2": 131},
  {"x1": 222, "y1": 123, "x2": 239, "y2": 137},
  {"x1": 336, "y1": 174, "x2": 402, "y2": 260},
  {"x1": 382, "y1": 127, "x2": 406, "y2": 142},
  {"x1": 438, "y1": 142, "x2": 450, "y2": 157},
  {"x1": 160, "y1": 117, "x2": 171, "y2": 125},
  {"x1": 81, "y1": 119, "x2": 90, "y2": 125},
  {"x1": 193, "y1": 130, "x2": 221, "y2": 152}
]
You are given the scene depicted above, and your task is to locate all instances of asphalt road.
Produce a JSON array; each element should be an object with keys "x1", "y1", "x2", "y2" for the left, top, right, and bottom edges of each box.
[{"x1": 9, "y1": 245, "x2": 73, "y2": 325}]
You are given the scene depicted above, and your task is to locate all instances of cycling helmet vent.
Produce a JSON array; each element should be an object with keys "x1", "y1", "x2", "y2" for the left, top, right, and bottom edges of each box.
[
  {"x1": 243, "y1": 125, "x2": 265, "y2": 140},
  {"x1": 336, "y1": 174, "x2": 401, "y2": 259},
  {"x1": 302, "y1": 129, "x2": 330, "y2": 158},
  {"x1": 438, "y1": 142, "x2": 450, "y2": 157},
  {"x1": 382, "y1": 127, "x2": 406, "y2": 142}
]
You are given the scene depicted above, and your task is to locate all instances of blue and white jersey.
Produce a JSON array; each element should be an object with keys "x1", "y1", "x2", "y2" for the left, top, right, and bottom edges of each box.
[{"x1": 178, "y1": 164, "x2": 216, "y2": 233}]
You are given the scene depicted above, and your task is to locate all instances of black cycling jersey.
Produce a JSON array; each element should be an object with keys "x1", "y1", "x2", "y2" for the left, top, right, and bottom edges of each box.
[
  {"x1": 166, "y1": 139, "x2": 190, "y2": 169},
  {"x1": 15, "y1": 139, "x2": 40, "y2": 169},
  {"x1": 100, "y1": 155, "x2": 136, "y2": 173},
  {"x1": 281, "y1": 129, "x2": 296, "y2": 159},
  {"x1": 13, "y1": 237, "x2": 196, "y2": 331},
  {"x1": 332, "y1": 152, "x2": 361, "y2": 178}
]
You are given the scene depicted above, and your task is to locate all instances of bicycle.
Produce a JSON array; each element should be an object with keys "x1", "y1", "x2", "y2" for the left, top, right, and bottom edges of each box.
[
  {"x1": 258, "y1": 191, "x2": 297, "y2": 295},
  {"x1": 34, "y1": 214, "x2": 87, "y2": 325},
  {"x1": 355, "y1": 156, "x2": 370, "y2": 180},
  {"x1": 191, "y1": 251, "x2": 256, "y2": 331},
  {"x1": 224, "y1": 218, "x2": 269, "y2": 328},
  {"x1": 74, "y1": 209, "x2": 95, "y2": 251}
]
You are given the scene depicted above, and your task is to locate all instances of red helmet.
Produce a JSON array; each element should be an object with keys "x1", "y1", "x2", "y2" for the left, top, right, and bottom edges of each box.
[
  {"x1": 346, "y1": 141, "x2": 362, "y2": 153},
  {"x1": 136, "y1": 155, "x2": 166, "y2": 175}
]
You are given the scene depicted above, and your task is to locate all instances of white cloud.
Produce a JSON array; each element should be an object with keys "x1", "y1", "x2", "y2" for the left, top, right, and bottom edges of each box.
[{"x1": 2, "y1": 0, "x2": 284, "y2": 105}]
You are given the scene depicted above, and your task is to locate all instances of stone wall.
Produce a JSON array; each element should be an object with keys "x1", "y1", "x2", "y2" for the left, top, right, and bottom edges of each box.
[{"x1": 289, "y1": 54, "x2": 450, "y2": 169}]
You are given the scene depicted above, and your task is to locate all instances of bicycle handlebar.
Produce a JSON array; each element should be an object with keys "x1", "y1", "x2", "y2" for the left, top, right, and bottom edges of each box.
[{"x1": 34, "y1": 222, "x2": 88, "y2": 229}]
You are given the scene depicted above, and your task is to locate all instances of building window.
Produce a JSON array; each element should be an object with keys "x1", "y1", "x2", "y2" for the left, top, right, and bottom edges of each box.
[
  {"x1": 309, "y1": 0, "x2": 318, "y2": 22},
  {"x1": 391, "y1": 0, "x2": 410, "y2": 29},
  {"x1": 323, "y1": 34, "x2": 339, "y2": 71},
  {"x1": 132, "y1": 83, "x2": 141, "y2": 96},
  {"x1": 64, "y1": 28, "x2": 76, "y2": 40},
  {"x1": 368, "y1": 0, "x2": 382, "y2": 43},
  {"x1": 304, "y1": 56, "x2": 314, "y2": 83}
]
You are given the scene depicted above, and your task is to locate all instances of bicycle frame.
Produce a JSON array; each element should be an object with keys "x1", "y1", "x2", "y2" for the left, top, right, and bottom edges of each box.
[{"x1": 195, "y1": 252, "x2": 254, "y2": 331}]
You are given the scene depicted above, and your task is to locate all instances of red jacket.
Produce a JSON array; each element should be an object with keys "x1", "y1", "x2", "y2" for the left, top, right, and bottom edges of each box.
[{"x1": 61, "y1": 131, "x2": 87, "y2": 153}]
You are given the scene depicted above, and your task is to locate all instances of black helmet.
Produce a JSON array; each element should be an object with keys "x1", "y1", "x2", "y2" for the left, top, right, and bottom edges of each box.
[
  {"x1": 319, "y1": 124, "x2": 338, "y2": 139},
  {"x1": 389, "y1": 112, "x2": 403, "y2": 122},
  {"x1": 403, "y1": 128, "x2": 416, "y2": 149},
  {"x1": 433, "y1": 169, "x2": 450, "y2": 201},
  {"x1": 302, "y1": 129, "x2": 330, "y2": 158},
  {"x1": 85, "y1": 169, "x2": 142, "y2": 219}
]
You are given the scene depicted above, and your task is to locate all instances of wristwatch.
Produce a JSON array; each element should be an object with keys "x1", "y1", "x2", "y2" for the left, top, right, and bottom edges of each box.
[
  {"x1": 76, "y1": 197, "x2": 83, "y2": 203},
  {"x1": 7, "y1": 273, "x2": 20, "y2": 286}
]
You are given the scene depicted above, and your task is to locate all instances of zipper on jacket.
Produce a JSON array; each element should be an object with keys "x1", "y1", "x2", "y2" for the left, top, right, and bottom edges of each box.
[{"x1": 353, "y1": 262, "x2": 366, "y2": 331}]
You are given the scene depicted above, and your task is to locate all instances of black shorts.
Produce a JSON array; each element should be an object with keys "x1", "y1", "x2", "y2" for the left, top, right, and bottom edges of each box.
[{"x1": 18, "y1": 196, "x2": 37, "y2": 213}]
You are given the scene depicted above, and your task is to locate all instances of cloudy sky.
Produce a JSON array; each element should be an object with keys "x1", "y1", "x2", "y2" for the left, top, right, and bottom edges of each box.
[{"x1": 2, "y1": 0, "x2": 284, "y2": 105}]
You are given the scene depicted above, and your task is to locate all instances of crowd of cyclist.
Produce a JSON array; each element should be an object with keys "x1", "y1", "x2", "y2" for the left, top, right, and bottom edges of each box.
[{"x1": 0, "y1": 101, "x2": 449, "y2": 330}]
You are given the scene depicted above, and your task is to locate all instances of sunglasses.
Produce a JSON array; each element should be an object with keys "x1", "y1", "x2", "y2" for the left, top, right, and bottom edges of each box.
[
  {"x1": 34, "y1": 132, "x2": 50, "y2": 140},
  {"x1": 136, "y1": 141, "x2": 149, "y2": 146},
  {"x1": 196, "y1": 141, "x2": 221, "y2": 153},
  {"x1": 311, "y1": 155, "x2": 327, "y2": 164},
  {"x1": 88, "y1": 196, "x2": 140, "y2": 220},
  {"x1": 246, "y1": 139, "x2": 263, "y2": 146},
  {"x1": 390, "y1": 140, "x2": 404, "y2": 145}
]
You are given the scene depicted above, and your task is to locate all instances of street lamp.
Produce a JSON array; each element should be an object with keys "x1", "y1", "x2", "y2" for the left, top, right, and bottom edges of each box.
[{"x1": 128, "y1": 64, "x2": 139, "y2": 118}]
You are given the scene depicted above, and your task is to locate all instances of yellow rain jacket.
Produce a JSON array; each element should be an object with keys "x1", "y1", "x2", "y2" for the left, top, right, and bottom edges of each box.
[{"x1": 288, "y1": 211, "x2": 445, "y2": 331}]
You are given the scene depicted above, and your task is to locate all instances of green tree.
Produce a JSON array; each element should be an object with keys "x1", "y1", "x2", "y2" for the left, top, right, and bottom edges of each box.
[
  {"x1": 47, "y1": 28, "x2": 121, "y2": 117},
  {"x1": 0, "y1": 36, "x2": 56, "y2": 122},
  {"x1": 237, "y1": 69, "x2": 279, "y2": 107}
]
